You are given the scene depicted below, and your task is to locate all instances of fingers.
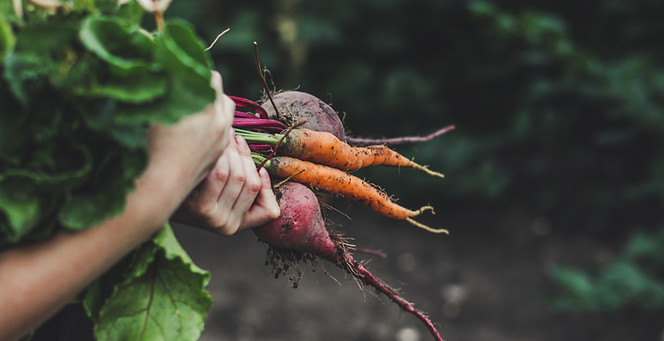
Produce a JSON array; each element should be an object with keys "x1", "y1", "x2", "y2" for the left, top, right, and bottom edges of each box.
[
  {"x1": 210, "y1": 70, "x2": 234, "y2": 151},
  {"x1": 210, "y1": 70, "x2": 224, "y2": 95},
  {"x1": 257, "y1": 167, "x2": 281, "y2": 219},
  {"x1": 225, "y1": 135, "x2": 262, "y2": 227},
  {"x1": 210, "y1": 71, "x2": 234, "y2": 123},
  {"x1": 174, "y1": 125, "x2": 280, "y2": 235},
  {"x1": 240, "y1": 167, "x2": 281, "y2": 229},
  {"x1": 196, "y1": 149, "x2": 231, "y2": 214},
  {"x1": 207, "y1": 135, "x2": 259, "y2": 235}
]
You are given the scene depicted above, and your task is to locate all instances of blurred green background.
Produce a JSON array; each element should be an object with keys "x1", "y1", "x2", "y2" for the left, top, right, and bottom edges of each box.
[{"x1": 170, "y1": 0, "x2": 664, "y2": 318}]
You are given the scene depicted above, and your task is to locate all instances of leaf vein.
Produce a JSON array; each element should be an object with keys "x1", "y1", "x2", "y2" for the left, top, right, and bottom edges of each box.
[{"x1": 137, "y1": 260, "x2": 158, "y2": 341}]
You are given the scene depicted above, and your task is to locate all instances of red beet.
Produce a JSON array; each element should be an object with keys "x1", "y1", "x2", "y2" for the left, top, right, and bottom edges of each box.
[
  {"x1": 261, "y1": 91, "x2": 346, "y2": 140},
  {"x1": 253, "y1": 182, "x2": 444, "y2": 341},
  {"x1": 254, "y1": 182, "x2": 337, "y2": 262}
]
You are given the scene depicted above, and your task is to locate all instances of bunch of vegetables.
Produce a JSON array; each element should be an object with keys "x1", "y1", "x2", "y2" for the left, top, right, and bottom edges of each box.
[
  {"x1": 230, "y1": 90, "x2": 452, "y2": 340},
  {"x1": 1, "y1": 1, "x2": 453, "y2": 340}
]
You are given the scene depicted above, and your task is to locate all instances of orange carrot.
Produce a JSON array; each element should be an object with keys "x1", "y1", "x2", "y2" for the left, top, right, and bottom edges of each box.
[
  {"x1": 257, "y1": 155, "x2": 448, "y2": 234},
  {"x1": 279, "y1": 128, "x2": 445, "y2": 178}
]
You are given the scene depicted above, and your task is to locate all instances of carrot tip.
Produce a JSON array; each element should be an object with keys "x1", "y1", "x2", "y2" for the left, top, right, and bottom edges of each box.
[
  {"x1": 415, "y1": 205, "x2": 435, "y2": 215},
  {"x1": 424, "y1": 168, "x2": 445, "y2": 179},
  {"x1": 412, "y1": 163, "x2": 445, "y2": 179},
  {"x1": 406, "y1": 218, "x2": 449, "y2": 234}
]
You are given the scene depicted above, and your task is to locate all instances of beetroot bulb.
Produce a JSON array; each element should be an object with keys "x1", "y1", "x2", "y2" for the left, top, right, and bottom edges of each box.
[
  {"x1": 261, "y1": 91, "x2": 346, "y2": 140},
  {"x1": 253, "y1": 182, "x2": 444, "y2": 341}
]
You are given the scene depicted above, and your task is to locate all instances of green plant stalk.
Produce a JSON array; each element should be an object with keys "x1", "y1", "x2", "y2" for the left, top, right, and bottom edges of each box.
[
  {"x1": 234, "y1": 128, "x2": 284, "y2": 145},
  {"x1": 251, "y1": 153, "x2": 271, "y2": 166}
]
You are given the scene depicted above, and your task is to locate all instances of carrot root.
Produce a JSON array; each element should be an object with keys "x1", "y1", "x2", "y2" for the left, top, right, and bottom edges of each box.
[
  {"x1": 406, "y1": 218, "x2": 449, "y2": 234},
  {"x1": 414, "y1": 205, "x2": 435, "y2": 215},
  {"x1": 412, "y1": 163, "x2": 445, "y2": 179},
  {"x1": 407, "y1": 206, "x2": 448, "y2": 234}
]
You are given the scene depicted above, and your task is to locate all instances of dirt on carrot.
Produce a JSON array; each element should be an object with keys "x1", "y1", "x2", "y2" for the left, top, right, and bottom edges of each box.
[
  {"x1": 278, "y1": 128, "x2": 445, "y2": 178},
  {"x1": 259, "y1": 155, "x2": 448, "y2": 234}
]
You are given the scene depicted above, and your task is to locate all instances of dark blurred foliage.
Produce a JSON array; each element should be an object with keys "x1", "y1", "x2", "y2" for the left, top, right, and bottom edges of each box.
[
  {"x1": 168, "y1": 0, "x2": 664, "y2": 310},
  {"x1": 550, "y1": 228, "x2": 664, "y2": 310}
]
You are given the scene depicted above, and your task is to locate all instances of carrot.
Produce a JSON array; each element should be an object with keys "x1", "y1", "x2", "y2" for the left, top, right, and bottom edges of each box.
[
  {"x1": 255, "y1": 154, "x2": 448, "y2": 234},
  {"x1": 239, "y1": 128, "x2": 445, "y2": 178},
  {"x1": 281, "y1": 129, "x2": 445, "y2": 178}
]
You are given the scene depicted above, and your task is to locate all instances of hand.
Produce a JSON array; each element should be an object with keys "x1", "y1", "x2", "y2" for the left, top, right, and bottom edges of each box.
[
  {"x1": 172, "y1": 132, "x2": 281, "y2": 235},
  {"x1": 145, "y1": 71, "x2": 234, "y2": 197}
]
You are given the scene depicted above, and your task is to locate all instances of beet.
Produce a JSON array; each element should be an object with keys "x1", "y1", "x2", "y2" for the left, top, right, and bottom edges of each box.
[
  {"x1": 254, "y1": 182, "x2": 337, "y2": 261},
  {"x1": 253, "y1": 182, "x2": 444, "y2": 341},
  {"x1": 261, "y1": 91, "x2": 345, "y2": 140}
]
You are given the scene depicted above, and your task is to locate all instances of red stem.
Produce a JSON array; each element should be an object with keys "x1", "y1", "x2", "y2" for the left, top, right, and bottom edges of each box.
[
  {"x1": 230, "y1": 96, "x2": 269, "y2": 119},
  {"x1": 346, "y1": 125, "x2": 455, "y2": 146},
  {"x1": 234, "y1": 111, "x2": 259, "y2": 118},
  {"x1": 233, "y1": 118, "x2": 286, "y2": 132}
]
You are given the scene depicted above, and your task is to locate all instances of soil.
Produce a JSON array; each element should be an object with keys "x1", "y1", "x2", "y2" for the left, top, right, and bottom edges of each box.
[{"x1": 170, "y1": 200, "x2": 664, "y2": 341}]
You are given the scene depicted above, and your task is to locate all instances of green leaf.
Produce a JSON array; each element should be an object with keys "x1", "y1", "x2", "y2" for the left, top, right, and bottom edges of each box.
[
  {"x1": 0, "y1": 14, "x2": 16, "y2": 63},
  {"x1": 80, "y1": 16, "x2": 156, "y2": 74},
  {"x1": 156, "y1": 20, "x2": 212, "y2": 79},
  {"x1": 94, "y1": 225, "x2": 212, "y2": 341},
  {"x1": 0, "y1": 179, "x2": 42, "y2": 243},
  {"x1": 114, "y1": 20, "x2": 214, "y2": 125},
  {"x1": 80, "y1": 249, "x2": 138, "y2": 322},
  {"x1": 152, "y1": 223, "x2": 209, "y2": 280},
  {"x1": 115, "y1": 77, "x2": 213, "y2": 125},
  {"x1": 59, "y1": 148, "x2": 147, "y2": 230},
  {"x1": 86, "y1": 72, "x2": 168, "y2": 104},
  {"x1": 79, "y1": 16, "x2": 167, "y2": 103},
  {"x1": 4, "y1": 22, "x2": 79, "y2": 104},
  {"x1": 549, "y1": 266, "x2": 598, "y2": 309},
  {"x1": 90, "y1": 19, "x2": 216, "y2": 125},
  {"x1": 80, "y1": 99, "x2": 150, "y2": 149},
  {"x1": 3, "y1": 53, "x2": 49, "y2": 106},
  {"x1": 2, "y1": 142, "x2": 93, "y2": 186}
]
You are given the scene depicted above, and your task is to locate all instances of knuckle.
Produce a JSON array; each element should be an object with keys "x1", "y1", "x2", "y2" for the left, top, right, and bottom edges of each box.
[
  {"x1": 213, "y1": 169, "x2": 229, "y2": 183},
  {"x1": 209, "y1": 215, "x2": 229, "y2": 231},
  {"x1": 217, "y1": 220, "x2": 240, "y2": 236},
  {"x1": 198, "y1": 201, "x2": 217, "y2": 217},
  {"x1": 231, "y1": 173, "x2": 247, "y2": 185},
  {"x1": 246, "y1": 178, "x2": 261, "y2": 194}
]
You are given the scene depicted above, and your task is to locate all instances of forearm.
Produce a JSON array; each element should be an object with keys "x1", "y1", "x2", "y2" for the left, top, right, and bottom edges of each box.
[{"x1": 0, "y1": 162, "x2": 192, "y2": 341}]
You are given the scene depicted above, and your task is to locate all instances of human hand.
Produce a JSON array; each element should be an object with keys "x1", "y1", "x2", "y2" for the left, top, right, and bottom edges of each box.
[
  {"x1": 145, "y1": 71, "x2": 234, "y2": 194},
  {"x1": 133, "y1": 71, "x2": 237, "y2": 227},
  {"x1": 172, "y1": 132, "x2": 281, "y2": 235}
]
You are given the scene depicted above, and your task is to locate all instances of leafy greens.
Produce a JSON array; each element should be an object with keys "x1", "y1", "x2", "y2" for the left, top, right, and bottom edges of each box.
[{"x1": 1, "y1": 1, "x2": 216, "y2": 339}]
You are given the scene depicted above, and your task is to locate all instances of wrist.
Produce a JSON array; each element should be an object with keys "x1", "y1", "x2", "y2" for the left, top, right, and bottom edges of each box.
[{"x1": 132, "y1": 153, "x2": 205, "y2": 231}]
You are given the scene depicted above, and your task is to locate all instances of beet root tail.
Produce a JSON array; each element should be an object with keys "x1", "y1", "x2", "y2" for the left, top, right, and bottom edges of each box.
[{"x1": 340, "y1": 253, "x2": 444, "y2": 341}]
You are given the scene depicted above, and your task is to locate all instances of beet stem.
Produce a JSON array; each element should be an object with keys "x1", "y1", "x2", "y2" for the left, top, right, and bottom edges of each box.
[{"x1": 230, "y1": 95, "x2": 270, "y2": 119}]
